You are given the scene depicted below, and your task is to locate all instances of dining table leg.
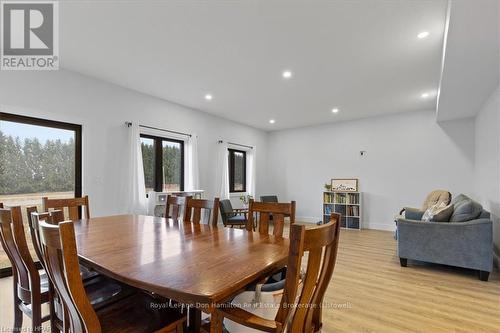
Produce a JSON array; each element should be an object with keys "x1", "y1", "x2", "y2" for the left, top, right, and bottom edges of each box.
[
  {"x1": 188, "y1": 306, "x2": 201, "y2": 333},
  {"x1": 210, "y1": 311, "x2": 223, "y2": 333}
]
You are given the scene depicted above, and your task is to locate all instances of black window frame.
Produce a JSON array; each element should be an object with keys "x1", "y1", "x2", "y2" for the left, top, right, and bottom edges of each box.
[
  {"x1": 228, "y1": 148, "x2": 247, "y2": 193},
  {"x1": 0, "y1": 112, "x2": 82, "y2": 278},
  {"x1": 140, "y1": 134, "x2": 185, "y2": 192}
]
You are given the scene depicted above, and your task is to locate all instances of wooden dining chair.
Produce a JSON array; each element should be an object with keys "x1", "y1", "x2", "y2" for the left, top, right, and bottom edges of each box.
[
  {"x1": 184, "y1": 197, "x2": 220, "y2": 226},
  {"x1": 0, "y1": 206, "x2": 55, "y2": 332},
  {"x1": 247, "y1": 199, "x2": 296, "y2": 237},
  {"x1": 42, "y1": 195, "x2": 91, "y2": 220},
  {"x1": 26, "y1": 206, "x2": 65, "y2": 265},
  {"x1": 212, "y1": 212, "x2": 342, "y2": 333},
  {"x1": 30, "y1": 208, "x2": 138, "y2": 328},
  {"x1": 29, "y1": 207, "x2": 99, "y2": 281},
  {"x1": 39, "y1": 219, "x2": 187, "y2": 333},
  {"x1": 166, "y1": 195, "x2": 191, "y2": 221}
]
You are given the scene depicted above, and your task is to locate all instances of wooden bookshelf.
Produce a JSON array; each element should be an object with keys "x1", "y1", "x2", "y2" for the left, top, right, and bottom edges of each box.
[{"x1": 323, "y1": 191, "x2": 362, "y2": 230}]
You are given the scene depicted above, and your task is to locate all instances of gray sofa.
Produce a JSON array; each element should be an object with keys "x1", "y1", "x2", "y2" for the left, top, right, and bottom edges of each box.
[{"x1": 397, "y1": 194, "x2": 493, "y2": 281}]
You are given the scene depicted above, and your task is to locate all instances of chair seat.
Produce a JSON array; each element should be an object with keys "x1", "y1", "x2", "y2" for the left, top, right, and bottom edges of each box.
[
  {"x1": 226, "y1": 215, "x2": 248, "y2": 228},
  {"x1": 53, "y1": 276, "x2": 134, "y2": 322},
  {"x1": 85, "y1": 276, "x2": 133, "y2": 309},
  {"x1": 226, "y1": 215, "x2": 247, "y2": 227},
  {"x1": 228, "y1": 215, "x2": 247, "y2": 223},
  {"x1": 80, "y1": 264, "x2": 100, "y2": 281},
  {"x1": 98, "y1": 293, "x2": 186, "y2": 333}
]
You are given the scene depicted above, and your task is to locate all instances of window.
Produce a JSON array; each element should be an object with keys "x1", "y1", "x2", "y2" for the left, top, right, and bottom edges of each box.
[
  {"x1": 228, "y1": 149, "x2": 246, "y2": 193},
  {"x1": 140, "y1": 134, "x2": 184, "y2": 192},
  {"x1": 141, "y1": 137, "x2": 155, "y2": 192},
  {"x1": 0, "y1": 112, "x2": 82, "y2": 276}
]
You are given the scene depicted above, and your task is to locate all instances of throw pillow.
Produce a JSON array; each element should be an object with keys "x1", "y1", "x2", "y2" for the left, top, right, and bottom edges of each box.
[
  {"x1": 450, "y1": 193, "x2": 468, "y2": 206},
  {"x1": 449, "y1": 199, "x2": 483, "y2": 222},
  {"x1": 422, "y1": 202, "x2": 447, "y2": 222},
  {"x1": 430, "y1": 204, "x2": 454, "y2": 222}
]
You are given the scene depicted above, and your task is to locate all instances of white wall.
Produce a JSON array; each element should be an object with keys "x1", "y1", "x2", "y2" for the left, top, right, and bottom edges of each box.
[
  {"x1": 0, "y1": 69, "x2": 488, "y2": 234},
  {"x1": 474, "y1": 85, "x2": 500, "y2": 263},
  {"x1": 265, "y1": 110, "x2": 475, "y2": 230},
  {"x1": 0, "y1": 70, "x2": 268, "y2": 217}
]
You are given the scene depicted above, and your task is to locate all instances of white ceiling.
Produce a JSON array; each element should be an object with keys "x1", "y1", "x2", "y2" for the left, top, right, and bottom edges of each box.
[
  {"x1": 437, "y1": 0, "x2": 499, "y2": 121},
  {"x1": 60, "y1": 0, "x2": 448, "y2": 131}
]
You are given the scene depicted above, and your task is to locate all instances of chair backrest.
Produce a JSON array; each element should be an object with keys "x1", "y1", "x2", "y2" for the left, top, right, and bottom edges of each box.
[
  {"x1": 26, "y1": 206, "x2": 46, "y2": 265},
  {"x1": 39, "y1": 220, "x2": 101, "y2": 333},
  {"x1": 276, "y1": 212, "x2": 341, "y2": 333},
  {"x1": 0, "y1": 206, "x2": 40, "y2": 300},
  {"x1": 42, "y1": 196, "x2": 91, "y2": 220},
  {"x1": 219, "y1": 199, "x2": 234, "y2": 224},
  {"x1": 28, "y1": 208, "x2": 65, "y2": 268},
  {"x1": 247, "y1": 200, "x2": 296, "y2": 237},
  {"x1": 183, "y1": 197, "x2": 220, "y2": 226},
  {"x1": 165, "y1": 195, "x2": 190, "y2": 221},
  {"x1": 260, "y1": 195, "x2": 278, "y2": 203}
]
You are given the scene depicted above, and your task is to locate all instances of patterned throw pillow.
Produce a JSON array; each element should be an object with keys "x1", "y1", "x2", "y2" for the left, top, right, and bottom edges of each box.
[
  {"x1": 422, "y1": 202, "x2": 453, "y2": 222},
  {"x1": 430, "y1": 204, "x2": 454, "y2": 222}
]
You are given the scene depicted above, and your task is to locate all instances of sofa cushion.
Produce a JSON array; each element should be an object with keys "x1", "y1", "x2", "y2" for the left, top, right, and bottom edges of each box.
[
  {"x1": 450, "y1": 193, "x2": 468, "y2": 206},
  {"x1": 404, "y1": 207, "x2": 425, "y2": 220},
  {"x1": 430, "y1": 204, "x2": 454, "y2": 222},
  {"x1": 479, "y1": 210, "x2": 491, "y2": 219},
  {"x1": 450, "y1": 199, "x2": 483, "y2": 222}
]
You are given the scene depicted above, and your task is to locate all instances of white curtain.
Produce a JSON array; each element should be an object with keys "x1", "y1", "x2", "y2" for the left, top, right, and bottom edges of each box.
[
  {"x1": 185, "y1": 134, "x2": 200, "y2": 191},
  {"x1": 216, "y1": 141, "x2": 230, "y2": 199},
  {"x1": 127, "y1": 123, "x2": 147, "y2": 214},
  {"x1": 246, "y1": 147, "x2": 256, "y2": 198}
]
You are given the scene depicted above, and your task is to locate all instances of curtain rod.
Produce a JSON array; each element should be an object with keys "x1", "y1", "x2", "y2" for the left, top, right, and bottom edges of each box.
[
  {"x1": 125, "y1": 122, "x2": 191, "y2": 137},
  {"x1": 218, "y1": 140, "x2": 253, "y2": 150}
]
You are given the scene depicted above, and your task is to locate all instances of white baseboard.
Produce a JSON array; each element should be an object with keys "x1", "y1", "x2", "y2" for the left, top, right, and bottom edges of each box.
[
  {"x1": 296, "y1": 216, "x2": 395, "y2": 231},
  {"x1": 296, "y1": 216, "x2": 321, "y2": 223},
  {"x1": 364, "y1": 223, "x2": 396, "y2": 231}
]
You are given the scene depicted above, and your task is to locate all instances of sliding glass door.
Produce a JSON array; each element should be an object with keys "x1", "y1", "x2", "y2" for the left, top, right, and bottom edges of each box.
[{"x1": 0, "y1": 113, "x2": 82, "y2": 276}]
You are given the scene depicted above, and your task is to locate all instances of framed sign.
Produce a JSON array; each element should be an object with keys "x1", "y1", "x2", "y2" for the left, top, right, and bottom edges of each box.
[{"x1": 331, "y1": 178, "x2": 358, "y2": 192}]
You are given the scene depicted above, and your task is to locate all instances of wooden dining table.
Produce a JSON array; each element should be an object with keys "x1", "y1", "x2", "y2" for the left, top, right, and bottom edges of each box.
[{"x1": 73, "y1": 214, "x2": 290, "y2": 333}]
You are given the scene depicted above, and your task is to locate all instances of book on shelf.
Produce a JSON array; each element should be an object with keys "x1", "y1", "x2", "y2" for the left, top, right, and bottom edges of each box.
[
  {"x1": 323, "y1": 189, "x2": 361, "y2": 229},
  {"x1": 346, "y1": 205, "x2": 359, "y2": 217},
  {"x1": 335, "y1": 193, "x2": 346, "y2": 203},
  {"x1": 347, "y1": 193, "x2": 359, "y2": 204},
  {"x1": 334, "y1": 205, "x2": 346, "y2": 214}
]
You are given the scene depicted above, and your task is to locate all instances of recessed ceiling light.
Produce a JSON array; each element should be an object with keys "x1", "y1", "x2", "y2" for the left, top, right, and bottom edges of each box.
[
  {"x1": 282, "y1": 70, "x2": 292, "y2": 79},
  {"x1": 417, "y1": 31, "x2": 430, "y2": 39},
  {"x1": 331, "y1": 108, "x2": 339, "y2": 114},
  {"x1": 269, "y1": 119, "x2": 276, "y2": 124},
  {"x1": 421, "y1": 92, "x2": 430, "y2": 98},
  {"x1": 204, "y1": 94, "x2": 213, "y2": 100}
]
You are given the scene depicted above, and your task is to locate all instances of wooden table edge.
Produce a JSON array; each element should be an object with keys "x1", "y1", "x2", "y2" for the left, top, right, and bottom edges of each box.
[{"x1": 78, "y1": 244, "x2": 288, "y2": 312}]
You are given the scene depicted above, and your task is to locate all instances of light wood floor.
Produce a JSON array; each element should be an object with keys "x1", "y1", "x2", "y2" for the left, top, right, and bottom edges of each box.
[{"x1": 1, "y1": 229, "x2": 499, "y2": 332}]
